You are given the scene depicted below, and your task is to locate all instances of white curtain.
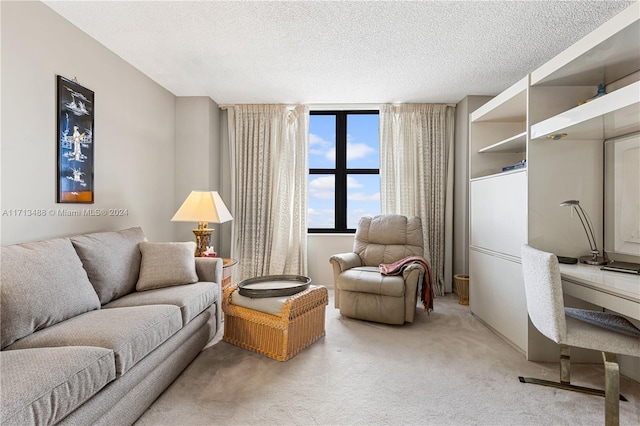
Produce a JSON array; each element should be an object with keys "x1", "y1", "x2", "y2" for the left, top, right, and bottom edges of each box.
[
  {"x1": 227, "y1": 104, "x2": 309, "y2": 280},
  {"x1": 380, "y1": 104, "x2": 456, "y2": 296}
]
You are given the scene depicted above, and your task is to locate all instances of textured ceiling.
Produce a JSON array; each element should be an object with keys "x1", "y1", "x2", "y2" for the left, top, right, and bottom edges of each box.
[{"x1": 43, "y1": 1, "x2": 635, "y2": 105}]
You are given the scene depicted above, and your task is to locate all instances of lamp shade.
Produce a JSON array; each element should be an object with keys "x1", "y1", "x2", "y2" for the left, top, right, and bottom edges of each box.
[{"x1": 171, "y1": 191, "x2": 233, "y2": 224}]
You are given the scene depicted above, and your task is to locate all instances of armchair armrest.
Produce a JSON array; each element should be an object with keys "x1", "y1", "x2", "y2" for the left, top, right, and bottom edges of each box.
[
  {"x1": 329, "y1": 253, "x2": 362, "y2": 309},
  {"x1": 402, "y1": 263, "x2": 426, "y2": 323},
  {"x1": 329, "y1": 252, "x2": 362, "y2": 272},
  {"x1": 402, "y1": 262, "x2": 425, "y2": 281}
]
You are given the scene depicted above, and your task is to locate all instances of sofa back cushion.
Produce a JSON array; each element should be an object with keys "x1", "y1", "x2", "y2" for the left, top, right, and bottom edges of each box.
[
  {"x1": 1, "y1": 238, "x2": 101, "y2": 349},
  {"x1": 70, "y1": 227, "x2": 147, "y2": 305}
]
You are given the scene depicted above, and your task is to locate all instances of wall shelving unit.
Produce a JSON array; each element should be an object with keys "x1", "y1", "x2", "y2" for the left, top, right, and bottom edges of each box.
[
  {"x1": 469, "y1": 75, "x2": 530, "y2": 354},
  {"x1": 468, "y1": 2, "x2": 640, "y2": 361},
  {"x1": 478, "y1": 131, "x2": 527, "y2": 154},
  {"x1": 469, "y1": 76, "x2": 528, "y2": 180},
  {"x1": 530, "y1": 81, "x2": 640, "y2": 141}
]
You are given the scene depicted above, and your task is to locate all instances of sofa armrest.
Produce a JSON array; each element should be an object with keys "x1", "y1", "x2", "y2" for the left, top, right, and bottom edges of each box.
[{"x1": 194, "y1": 257, "x2": 223, "y2": 284}]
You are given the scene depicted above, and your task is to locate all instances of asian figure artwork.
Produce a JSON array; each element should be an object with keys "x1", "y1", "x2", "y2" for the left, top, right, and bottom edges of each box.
[{"x1": 57, "y1": 76, "x2": 94, "y2": 203}]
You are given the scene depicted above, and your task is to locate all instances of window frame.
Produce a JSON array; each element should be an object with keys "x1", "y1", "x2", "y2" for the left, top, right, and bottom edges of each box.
[{"x1": 308, "y1": 110, "x2": 380, "y2": 234}]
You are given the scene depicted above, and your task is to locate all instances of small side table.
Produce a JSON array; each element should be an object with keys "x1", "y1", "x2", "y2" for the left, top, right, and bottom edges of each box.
[{"x1": 221, "y1": 258, "x2": 238, "y2": 289}]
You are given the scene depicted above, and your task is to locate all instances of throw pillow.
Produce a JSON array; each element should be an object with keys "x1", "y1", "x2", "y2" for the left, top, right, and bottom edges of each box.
[
  {"x1": 1, "y1": 238, "x2": 101, "y2": 349},
  {"x1": 565, "y1": 307, "x2": 640, "y2": 337},
  {"x1": 136, "y1": 242, "x2": 198, "y2": 291},
  {"x1": 70, "y1": 227, "x2": 147, "y2": 304}
]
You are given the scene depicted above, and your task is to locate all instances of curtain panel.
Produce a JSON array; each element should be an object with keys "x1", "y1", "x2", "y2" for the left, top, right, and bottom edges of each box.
[
  {"x1": 380, "y1": 104, "x2": 456, "y2": 296},
  {"x1": 228, "y1": 104, "x2": 309, "y2": 280}
]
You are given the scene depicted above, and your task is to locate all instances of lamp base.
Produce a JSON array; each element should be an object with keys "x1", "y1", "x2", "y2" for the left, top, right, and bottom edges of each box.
[
  {"x1": 580, "y1": 255, "x2": 608, "y2": 266},
  {"x1": 192, "y1": 228, "x2": 213, "y2": 257}
]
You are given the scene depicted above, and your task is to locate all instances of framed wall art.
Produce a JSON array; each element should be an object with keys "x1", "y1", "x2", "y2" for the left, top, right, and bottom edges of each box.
[
  {"x1": 56, "y1": 75, "x2": 94, "y2": 203},
  {"x1": 604, "y1": 132, "x2": 640, "y2": 257}
]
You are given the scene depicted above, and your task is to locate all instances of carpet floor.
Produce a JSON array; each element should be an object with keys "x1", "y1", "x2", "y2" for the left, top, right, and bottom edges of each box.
[{"x1": 136, "y1": 292, "x2": 640, "y2": 425}]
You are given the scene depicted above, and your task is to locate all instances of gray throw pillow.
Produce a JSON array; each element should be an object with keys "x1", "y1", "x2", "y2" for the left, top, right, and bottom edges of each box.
[
  {"x1": 565, "y1": 307, "x2": 640, "y2": 337},
  {"x1": 1, "y1": 238, "x2": 101, "y2": 349},
  {"x1": 136, "y1": 242, "x2": 198, "y2": 291},
  {"x1": 70, "y1": 227, "x2": 147, "y2": 304}
]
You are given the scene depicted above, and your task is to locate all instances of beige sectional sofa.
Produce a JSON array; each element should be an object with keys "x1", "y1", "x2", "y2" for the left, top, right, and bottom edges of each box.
[{"x1": 0, "y1": 227, "x2": 222, "y2": 425}]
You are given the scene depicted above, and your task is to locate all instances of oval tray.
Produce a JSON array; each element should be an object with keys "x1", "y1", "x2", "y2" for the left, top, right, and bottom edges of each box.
[{"x1": 237, "y1": 275, "x2": 311, "y2": 298}]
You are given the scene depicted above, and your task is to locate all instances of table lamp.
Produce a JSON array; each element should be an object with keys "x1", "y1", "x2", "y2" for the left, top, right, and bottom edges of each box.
[
  {"x1": 560, "y1": 200, "x2": 608, "y2": 265},
  {"x1": 171, "y1": 190, "x2": 233, "y2": 257}
]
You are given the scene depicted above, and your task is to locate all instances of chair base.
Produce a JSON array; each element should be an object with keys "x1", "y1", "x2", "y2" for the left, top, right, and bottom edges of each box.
[
  {"x1": 520, "y1": 350, "x2": 625, "y2": 426},
  {"x1": 518, "y1": 376, "x2": 627, "y2": 401}
]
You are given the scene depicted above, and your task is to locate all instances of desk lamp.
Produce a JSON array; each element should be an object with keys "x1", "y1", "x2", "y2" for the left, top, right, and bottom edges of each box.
[
  {"x1": 171, "y1": 191, "x2": 233, "y2": 257},
  {"x1": 560, "y1": 200, "x2": 608, "y2": 265}
]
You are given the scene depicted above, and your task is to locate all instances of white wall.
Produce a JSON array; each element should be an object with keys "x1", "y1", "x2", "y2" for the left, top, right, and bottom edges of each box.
[
  {"x1": 174, "y1": 97, "x2": 227, "y2": 252},
  {"x1": 1, "y1": 1, "x2": 177, "y2": 245},
  {"x1": 307, "y1": 234, "x2": 355, "y2": 288}
]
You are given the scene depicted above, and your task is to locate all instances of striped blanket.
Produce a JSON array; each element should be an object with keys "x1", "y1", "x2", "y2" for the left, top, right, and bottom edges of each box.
[{"x1": 379, "y1": 256, "x2": 434, "y2": 312}]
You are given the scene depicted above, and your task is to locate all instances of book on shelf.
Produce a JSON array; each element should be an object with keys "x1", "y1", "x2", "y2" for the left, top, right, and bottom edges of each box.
[{"x1": 502, "y1": 160, "x2": 526, "y2": 172}]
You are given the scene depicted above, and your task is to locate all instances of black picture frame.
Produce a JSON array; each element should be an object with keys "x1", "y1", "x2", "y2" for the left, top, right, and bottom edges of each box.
[{"x1": 56, "y1": 75, "x2": 94, "y2": 203}]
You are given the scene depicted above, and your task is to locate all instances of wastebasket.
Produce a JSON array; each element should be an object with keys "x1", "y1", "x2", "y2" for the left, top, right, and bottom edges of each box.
[{"x1": 454, "y1": 274, "x2": 469, "y2": 305}]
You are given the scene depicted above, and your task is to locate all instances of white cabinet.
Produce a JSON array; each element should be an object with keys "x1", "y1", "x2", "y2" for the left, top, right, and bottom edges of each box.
[
  {"x1": 470, "y1": 171, "x2": 527, "y2": 258},
  {"x1": 468, "y1": 2, "x2": 639, "y2": 360},
  {"x1": 469, "y1": 249, "x2": 527, "y2": 351},
  {"x1": 469, "y1": 76, "x2": 530, "y2": 355}
]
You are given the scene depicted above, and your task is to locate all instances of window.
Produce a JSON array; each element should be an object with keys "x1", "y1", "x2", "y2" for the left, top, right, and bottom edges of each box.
[{"x1": 308, "y1": 111, "x2": 380, "y2": 232}]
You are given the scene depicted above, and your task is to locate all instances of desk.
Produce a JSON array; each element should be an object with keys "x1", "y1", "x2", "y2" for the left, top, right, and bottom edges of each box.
[{"x1": 560, "y1": 263, "x2": 640, "y2": 321}]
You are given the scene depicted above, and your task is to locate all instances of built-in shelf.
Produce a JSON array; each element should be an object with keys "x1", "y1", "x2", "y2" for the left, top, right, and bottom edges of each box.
[
  {"x1": 479, "y1": 131, "x2": 527, "y2": 153},
  {"x1": 531, "y1": 3, "x2": 640, "y2": 86},
  {"x1": 471, "y1": 76, "x2": 528, "y2": 122},
  {"x1": 530, "y1": 81, "x2": 640, "y2": 140},
  {"x1": 469, "y1": 168, "x2": 526, "y2": 182}
]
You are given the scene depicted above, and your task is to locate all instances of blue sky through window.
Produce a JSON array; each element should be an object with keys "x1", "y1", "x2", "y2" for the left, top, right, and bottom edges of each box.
[{"x1": 308, "y1": 113, "x2": 380, "y2": 229}]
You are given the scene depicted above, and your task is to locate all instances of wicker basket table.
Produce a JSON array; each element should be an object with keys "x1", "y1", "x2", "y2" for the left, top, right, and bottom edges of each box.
[{"x1": 222, "y1": 283, "x2": 328, "y2": 361}]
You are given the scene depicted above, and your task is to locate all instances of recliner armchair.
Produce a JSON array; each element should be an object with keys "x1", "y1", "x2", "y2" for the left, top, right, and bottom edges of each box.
[{"x1": 329, "y1": 214, "x2": 426, "y2": 325}]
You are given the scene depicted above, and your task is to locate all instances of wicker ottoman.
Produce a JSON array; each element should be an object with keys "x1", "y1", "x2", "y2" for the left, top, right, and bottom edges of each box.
[{"x1": 222, "y1": 284, "x2": 328, "y2": 361}]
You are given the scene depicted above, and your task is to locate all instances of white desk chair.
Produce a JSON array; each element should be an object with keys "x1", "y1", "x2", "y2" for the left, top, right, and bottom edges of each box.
[{"x1": 520, "y1": 244, "x2": 640, "y2": 426}]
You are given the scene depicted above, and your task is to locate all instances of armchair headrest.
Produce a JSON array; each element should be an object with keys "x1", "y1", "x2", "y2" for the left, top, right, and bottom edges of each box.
[{"x1": 354, "y1": 214, "x2": 424, "y2": 266}]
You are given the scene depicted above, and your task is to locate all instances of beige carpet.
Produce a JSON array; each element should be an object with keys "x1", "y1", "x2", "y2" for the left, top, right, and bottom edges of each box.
[{"x1": 136, "y1": 293, "x2": 640, "y2": 425}]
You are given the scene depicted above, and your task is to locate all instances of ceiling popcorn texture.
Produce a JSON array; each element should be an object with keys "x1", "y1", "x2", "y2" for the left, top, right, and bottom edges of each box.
[{"x1": 43, "y1": 1, "x2": 635, "y2": 104}]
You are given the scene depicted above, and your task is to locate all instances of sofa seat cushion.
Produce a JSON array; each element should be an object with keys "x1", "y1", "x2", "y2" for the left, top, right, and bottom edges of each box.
[
  {"x1": 6, "y1": 306, "x2": 182, "y2": 377},
  {"x1": 104, "y1": 282, "x2": 218, "y2": 326},
  {"x1": 0, "y1": 346, "x2": 115, "y2": 426},
  {"x1": 1, "y1": 238, "x2": 101, "y2": 349},
  {"x1": 70, "y1": 227, "x2": 147, "y2": 305},
  {"x1": 337, "y1": 267, "x2": 405, "y2": 297}
]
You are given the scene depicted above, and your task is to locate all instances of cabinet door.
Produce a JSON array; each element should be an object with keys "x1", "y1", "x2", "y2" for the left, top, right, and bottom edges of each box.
[
  {"x1": 470, "y1": 171, "x2": 527, "y2": 258},
  {"x1": 469, "y1": 248, "x2": 527, "y2": 352}
]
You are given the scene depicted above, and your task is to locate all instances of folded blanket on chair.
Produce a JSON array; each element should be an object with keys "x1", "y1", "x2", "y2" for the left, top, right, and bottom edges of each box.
[{"x1": 379, "y1": 256, "x2": 434, "y2": 312}]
